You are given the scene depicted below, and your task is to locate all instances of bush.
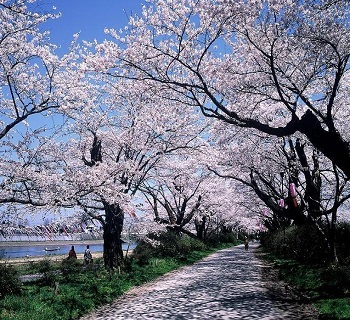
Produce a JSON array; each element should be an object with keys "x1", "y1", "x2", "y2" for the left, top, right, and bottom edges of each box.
[
  {"x1": 261, "y1": 224, "x2": 329, "y2": 264},
  {"x1": 261, "y1": 222, "x2": 350, "y2": 265},
  {"x1": 132, "y1": 242, "x2": 155, "y2": 266},
  {"x1": 36, "y1": 261, "x2": 58, "y2": 287},
  {"x1": 321, "y1": 265, "x2": 350, "y2": 297},
  {"x1": 219, "y1": 232, "x2": 238, "y2": 245},
  {"x1": 176, "y1": 236, "x2": 207, "y2": 259},
  {"x1": 60, "y1": 258, "x2": 82, "y2": 283},
  {"x1": 36, "y1": 260, "x2": 52, "y2": 273},
  {"x1": 0, "y1": 264, "x2": 22, "y2": 299},
  {"x1": 335, "y1": 223, "x2": 350, "y2": 265},
  {"x1": 132, "y1": 231, "x2": 208, "y2": 265}
]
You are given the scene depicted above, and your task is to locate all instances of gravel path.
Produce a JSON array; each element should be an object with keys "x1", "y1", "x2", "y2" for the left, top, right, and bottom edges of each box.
[{"x1": 80, "y1": 243, "x2": 319, "y2": 320}]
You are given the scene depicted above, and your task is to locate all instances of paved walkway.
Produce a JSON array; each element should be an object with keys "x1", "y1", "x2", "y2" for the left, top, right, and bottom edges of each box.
[{"x1": 81, "y1": 243, "x2": 319, "y2": 320}]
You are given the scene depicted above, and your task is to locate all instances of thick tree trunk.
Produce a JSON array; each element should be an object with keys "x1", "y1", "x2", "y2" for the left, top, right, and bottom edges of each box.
[
  {"x1": 241, "y1": 110, "x2": 350, "y2": 179},
  {"x1": 328, "y1": 210, "x2": 339, "y2": 264},
  {"x1": 295, "y1": 140, "x2": 321, "y2": 218},
  {"x1": 195, "y1": 216, "x2": 207, "y2": 240},
  {"x1": 299, "y1": 111, "x2": 350, "y2": 179},
  {"x1": 103, "y1": 202, "x2": 124, "y2": 270}
]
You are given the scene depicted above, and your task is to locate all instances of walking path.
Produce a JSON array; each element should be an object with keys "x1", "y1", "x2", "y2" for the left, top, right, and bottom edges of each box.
[{"x1": 81, "y1": 243, "x2": 319, "y2": 320}]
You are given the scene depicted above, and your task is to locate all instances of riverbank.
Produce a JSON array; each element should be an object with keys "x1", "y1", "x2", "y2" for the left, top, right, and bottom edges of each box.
[
  {"x1": 0, "y1": 252, "x2": 104, "y2": 265},
  {"x1": 0, "y1": 239, "x2": 102, "y2": 264},
  {"x1": 0, "y1": 239, "x2": 134, "y2": 264},
  {"x1": 0, "y1": 250, "x2": 134, "y2": 265}
]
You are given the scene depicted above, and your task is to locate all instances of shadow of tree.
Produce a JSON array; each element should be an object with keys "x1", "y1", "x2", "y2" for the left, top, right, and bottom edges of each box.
[{"x1": 82, "y1": 243, "x2": 319, "y2": 320}]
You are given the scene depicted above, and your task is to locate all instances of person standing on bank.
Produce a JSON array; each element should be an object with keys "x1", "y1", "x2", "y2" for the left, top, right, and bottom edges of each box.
[
  {"x1": 68, "y1": 245, "x2": 77, "y2": 259},
  {"x1": 84, "y1": 245, "x2": 93, "y2": 265}
]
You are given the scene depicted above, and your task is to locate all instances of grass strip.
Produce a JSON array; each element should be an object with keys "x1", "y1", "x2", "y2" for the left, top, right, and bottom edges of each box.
[{"x1": 263, "y1": 253, "x2": 350, "y2": 320}]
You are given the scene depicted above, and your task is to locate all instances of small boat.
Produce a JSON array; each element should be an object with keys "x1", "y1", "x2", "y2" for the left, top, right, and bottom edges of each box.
[{"x1": 44, "y1": 246, "x2": 61, "y2": 252}]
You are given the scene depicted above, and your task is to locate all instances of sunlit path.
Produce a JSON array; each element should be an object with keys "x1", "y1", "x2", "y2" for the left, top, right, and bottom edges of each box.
[{"x1": 81, "y1": 243, "x2": 318, "y2": 320}]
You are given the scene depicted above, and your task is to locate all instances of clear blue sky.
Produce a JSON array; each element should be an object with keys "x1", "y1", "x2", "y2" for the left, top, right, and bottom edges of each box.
[{"x1": 42, "y1": 1, "x2": 145, "y2": 53}]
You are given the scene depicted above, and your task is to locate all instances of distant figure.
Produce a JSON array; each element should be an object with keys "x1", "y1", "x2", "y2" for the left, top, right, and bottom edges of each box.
[
  {"x1": 244, "y1": 237, "x2": 249, "y2": 251},
  {"x1": 68, "y1": 245, "x2": 77, "y2": 259},
  {"x1": 84, "y1": 245, "x2": 93, "y2": 265}
]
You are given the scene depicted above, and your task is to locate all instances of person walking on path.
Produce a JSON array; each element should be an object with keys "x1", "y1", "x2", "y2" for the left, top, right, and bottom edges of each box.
[
  {"x1": 84, "y1": 245, "x2": 93, "y2": 265},
  {"x1": 80, "y1": 242, "x2": 319, "y2": 320},
  {"x1": 244, "y1": 236, "x2": 249, "y2": 250}
]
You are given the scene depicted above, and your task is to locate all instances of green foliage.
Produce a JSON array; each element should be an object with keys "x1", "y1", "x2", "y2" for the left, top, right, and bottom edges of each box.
[
  {"x1": 0, "y1": 264, "x2": 22, "y2": 299},
  {"x1": 270, "y1": 257, "x2": 323, "y2": 299},
  {"x1": 263, "y1": 252, "x2": 350, "y2": 319},
  {"x1": 36, "y1": 260, "x2": 52, "y2": 273},
  {"x1": 316, "y1": 298, "x2": 350, "y2": 319},
  {"x1": 320, "y1": 265, "x2": 350, "y2": 297},
  {"x1": 132, "y1": 241, "x2": 156, "y2": 266},
  {"x1": 174, "y1": 236, "x2": 207, "y2": 259},
  {"x1": 60, "y1": 258, "x2": 82, "y2": 283},
  {"x1": 218, "y1": 232, "x2": 239, "y2": 245},
  {"x1": 132, "y1": 229, "x2": 241, "y2": 267},
  {"x1": 261, "y1": 224, "x2": 329, "y2": 264},
  {"x1": 261, "y1": 222, "x2": 350, "y2": 265},
  {"x1": 335, "y1": 223, "x2": 350, "y2": 265},
  {"x1": 38, "y1": 260, "x2": 59, "y2": 286}
]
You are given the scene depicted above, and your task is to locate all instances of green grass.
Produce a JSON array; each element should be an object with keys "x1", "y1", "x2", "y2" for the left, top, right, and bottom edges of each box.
[
  {"x1": 0, "y1": 243, "x2": 236, "y2": 320},
  {"x1": 264, "y1": 254, "x2": 350, "y2": 319}
]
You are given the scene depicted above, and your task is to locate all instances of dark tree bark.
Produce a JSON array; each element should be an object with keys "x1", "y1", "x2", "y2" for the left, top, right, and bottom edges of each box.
[
  {"x1": 82, "y1": 133, "x2": 125, "y2": 269},
  {"x1": 195, "y1": 215, "x2": 207, "y2": 240},
  {"x1": 295, "y1": 139, "x2": 321, "y2": 218},
  {"x1": 103, "y1": 202, "x2": 124, "y2": 270},
  {"x1": 298, "y1": 110, "x2": 350, "y2": 180},
  {"x1": 249, "y1": 170, "x2": 307, "y2": 225},
  {"x1": 212, "y1": 107, "x2": 350, "y2": 178}
]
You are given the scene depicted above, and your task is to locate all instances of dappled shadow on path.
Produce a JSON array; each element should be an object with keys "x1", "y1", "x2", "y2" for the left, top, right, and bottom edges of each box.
[{"x1": 81, "y1": 244, "x2": 319, "y2": 320}]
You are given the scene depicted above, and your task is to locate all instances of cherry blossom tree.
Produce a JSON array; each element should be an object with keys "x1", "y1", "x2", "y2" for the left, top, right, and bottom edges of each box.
[
  {"x1": 207, "y1": 119, "x2": 350, "y2": 261},
  {"x1": 42, "y1": 66, "x2": 211, "y2": 268},
  {"x1": 91, "y1": 0, "x2": 350, "y2": 178},
  {"x1": 0, "y1": 0, "x2": 61, "y2": 139},
  {"x1": 139, "y1": 141, "x2": 261, "y2": 243},
  {"x1": 140, "y1": 156, "x2": 207, "y2": 238},
  {"x1": 0, "y1": 0, "x2": 72, "y2": 223}
]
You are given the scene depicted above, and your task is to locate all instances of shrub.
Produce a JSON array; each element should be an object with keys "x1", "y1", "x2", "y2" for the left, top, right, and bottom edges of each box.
[
  {"x1": 35, "y1": 260, "x2": 59, "y2": 286},
  {"x1": 321, "y1": 265, "x2": 350, "y2": 297},
  {"x1": 219, "y1": 232, "x2": 238, "y2": 245},
  {"x1": 0, "y1": 264, "x2": 22, "y2": 299},
  {"x1": 261, "y1": 224, "x2": 329, "y2": 264},
  {"x1": 176, "y1": 236, "x2": 207, "y2": 258},
  {"x1": 36, "y1": 260, "x2": 52, "y2": 273},
  {"x1": 132, "y1": 241, "x2": 156, "y2": 266},
  {"x1": 60, "y1": 258, "x2": 82, "y2": 283},
  {"x1": 335, "y1": 223, "x2": 350, "y2": 265},
  {"x1": 132, "y1": 231, "x2": 208, "y2": 264}
]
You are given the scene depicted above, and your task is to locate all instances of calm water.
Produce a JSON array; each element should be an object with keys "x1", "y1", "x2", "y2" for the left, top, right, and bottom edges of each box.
[{"x1": 0, "y1": 242, "x2": 136, "y2": 259}]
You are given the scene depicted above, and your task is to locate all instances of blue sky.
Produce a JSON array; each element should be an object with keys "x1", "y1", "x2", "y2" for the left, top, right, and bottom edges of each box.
[{"x1": 42, "y1": 1, "x2": 145, "y2": 54}]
